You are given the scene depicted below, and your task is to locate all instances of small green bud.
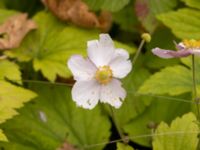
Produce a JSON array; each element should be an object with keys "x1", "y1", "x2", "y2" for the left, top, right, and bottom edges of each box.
[{"x1": 141, "y1": 33, "x2": 151, "y2": 43}]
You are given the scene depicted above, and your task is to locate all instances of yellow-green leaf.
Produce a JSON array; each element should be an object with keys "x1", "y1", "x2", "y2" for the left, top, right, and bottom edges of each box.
[
  {"x1": 0, "y1": 60, "x2": 21, "y2": 84},
  {"x1": 157, "y1": 8, "x2": 200, "y2": 39},
  {"x1": 153, "y1": 112, "x2": 199, "y2": 150},
  {"x1": 124, "y1": 93, "x2": 190, "y2": 147},
  {"x1": 5, "y1": 11, "x2": 99, "y2": 82},
  {"x1": 138, "y1": 65, "x2": 192, "y2": 96},
  {"x1": 182, "y1": 0, "x2": 200, "y2": 9},
  {"x1": 0, "y1": 83, "x2": 111, "y2": 150},
  {"x1": 0, "y1": 81, "x2": 37, "y2": 123}
]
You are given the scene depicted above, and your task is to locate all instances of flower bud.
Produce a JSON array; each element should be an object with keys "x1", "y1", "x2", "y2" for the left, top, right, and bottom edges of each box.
[{"x1": 141, "y1": 33, "x2": 151, "y2": 43}]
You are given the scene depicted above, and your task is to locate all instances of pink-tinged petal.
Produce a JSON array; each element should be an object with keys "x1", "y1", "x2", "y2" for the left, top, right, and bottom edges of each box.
[
  {"x1": 175, "y1": 42, "x2": 186, "y2": 50},
  {"x1": 72, "y1": 80, "x2": 101, "y2": 109},
  {"x1": 100, "y1": 79, "x2": 126, "y2": 108},
  {"x1": 87, "y1": 34, "x2": 115, "y2": 67},
  {"x1": 152, "y1": 48, "x2": 192, "y2": 59},
  {"x1": 109, "y1": 56, "x2": 132, "y2": 79},
  {"x1": 191, "y1": 49, "x2": 200, "y2": 56},
  {"x1": 67, "y1": 55, "x2": 97, "y2": 81}
]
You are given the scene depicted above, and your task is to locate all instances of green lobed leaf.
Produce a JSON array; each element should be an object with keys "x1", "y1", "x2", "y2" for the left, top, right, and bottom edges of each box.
[
  {"x1": 140, "y1": 53, "x2": 200, "y2": 96},
  {"x1": 149, "y1": 0, "x2": 178, "y2": 14},
  {"x1": 182, "y1": 0, "x2": 200, "y2": 9},
  {"x1": 5, "y1": 11, "x2": 98, "y2": 82},
  {"x1": 0, "y1": 83, "x2": 111, "y2": 150},
  {"x1": 157, "y1": 8, "x2": 200, "y2": 39},
  {"x1": 124, "y1": 94, "x2": 191, "y2": 147},
  {"x1": 0, "y1": 81, "x2": 37, "y2": 141},
  {"x1": 138, "y1": 65, "x2": 192, "y2": 96},
  {"x1": 117, "y1": 142, "x2": 134, "y2": 150},
  {"x1": 153, "y1": 112, "x2": 199, "y2": 150},
  {"x1": 0, "y1": 81, "x2": 37, "y2": 124},
  {"x1": 0, "y1": 60, "x2": 21, "y2": 84},
  {"x1": 83, "y1": 0, "x2": 130, "y2": 12}
]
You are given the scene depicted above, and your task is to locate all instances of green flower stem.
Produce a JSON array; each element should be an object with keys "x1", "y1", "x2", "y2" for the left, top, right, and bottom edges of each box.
[
  {"x1": 192, "y1": 55, "x2": 200, "y2": 120},
  {"x1": 110, "y1": 106, "x2": 128, "y2": 144},
  {"x1": 192, "y1": 55, "x2": 200, "y2": 150},
  {"x1": 132, "y1": 39, "x2": 145, "y2": 65}
]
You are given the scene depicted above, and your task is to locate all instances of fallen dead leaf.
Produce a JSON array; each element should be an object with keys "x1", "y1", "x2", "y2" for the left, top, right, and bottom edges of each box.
[
  {"x1": 42, "y1": 0, "x2": 112, "y2": 31},
  {"x1": 67, "y1": 0, "x2": 99, "y2": 28},
  {"x1": 98, "y1": 11, "x2": 112, "y2": 32},
  {"x1": 0, "y1": 13, "x2": 37, "y2": 50}
]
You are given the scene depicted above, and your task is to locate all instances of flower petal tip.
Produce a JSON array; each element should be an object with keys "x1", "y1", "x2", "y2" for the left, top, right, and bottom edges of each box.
[
  {"x1": 152, "y1": 48, "x2": 174, "y2": 59},
  {"x1": 99, "y1": 33, "x2": 110, "y2": 38},
  {"x1": 152, "y1": 47, "x2": 192, "y2": 58}
]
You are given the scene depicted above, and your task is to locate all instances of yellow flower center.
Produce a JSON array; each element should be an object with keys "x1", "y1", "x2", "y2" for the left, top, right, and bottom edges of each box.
[
  {"x1": 183, "y1": 39, "x2": 200, "y2": 48},
  {"x1": 95, "y1": 66, "x2": 113, "y2": 85}
]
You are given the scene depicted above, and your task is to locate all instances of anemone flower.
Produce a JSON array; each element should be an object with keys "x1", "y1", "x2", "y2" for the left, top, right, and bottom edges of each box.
[
  {"x1": 152, "y1": 39, "x2": 200, "y2": 58},
  {"x1": 67, "y1": 34, "x2": 132, "y2": 109}
]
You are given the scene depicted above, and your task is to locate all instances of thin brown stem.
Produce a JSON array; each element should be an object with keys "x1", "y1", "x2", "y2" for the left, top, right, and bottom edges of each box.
[{"x1": 109, "y1": 106, "x2": 128, "y2": 144}]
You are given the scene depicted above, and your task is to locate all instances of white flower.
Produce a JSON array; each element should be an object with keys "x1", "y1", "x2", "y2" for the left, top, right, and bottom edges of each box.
[{"x1": 67, "y1": 34, "x2": 132, "y2": 109}]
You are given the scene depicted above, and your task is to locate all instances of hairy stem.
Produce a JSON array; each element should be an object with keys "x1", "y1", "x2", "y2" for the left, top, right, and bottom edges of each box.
[
  {"x1": 110, "y1": 106, "x2": 128, "y2": 144},
  {"x1": 192, "y1": 55, "x2": 200, "y2": 119},
  {"x1": 192, "y1": 55, "x2": 200, "y2": 150},
  {"x1": 132, "y1": 39, "x2": 145, "y2": 65}
]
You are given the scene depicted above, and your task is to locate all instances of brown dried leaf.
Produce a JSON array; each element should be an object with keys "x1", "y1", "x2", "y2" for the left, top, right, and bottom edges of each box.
[
  {"x1": 0, "y1": 13, "x2": 37, "y2": 50},
  {"x1": 42, "y1": 0, "x2": 112, "y2": 30},
  {"x1": 67, "y1": 0, "x2": 99, "y2": 28},
  {"x1": 41, "y1": 0, "x2": 72, "y2": 20},
  {"x1": 42, "y1": 0, "x2": 99, "y2": 28},
  {"x1": 56, "y1": 141, "x2": 77, "y2": 150},
  {"x1": 98, "y1": 11, "x2": 113, "y2": 32}
]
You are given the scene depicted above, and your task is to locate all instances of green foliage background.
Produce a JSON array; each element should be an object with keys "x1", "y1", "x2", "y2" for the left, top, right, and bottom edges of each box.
[{"x1": 0, "y1": 0, "x2": 200, "y2": 149}]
